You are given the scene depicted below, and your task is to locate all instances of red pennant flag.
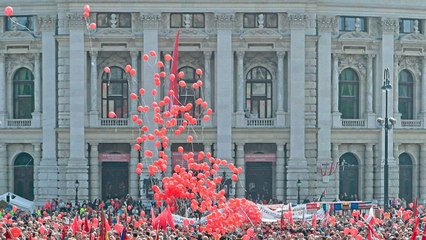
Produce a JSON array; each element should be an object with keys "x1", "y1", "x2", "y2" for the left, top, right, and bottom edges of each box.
[
  {"x1": 312, "y1": 212, "x2": 317, "y2": 229},
  {"x1": 169, "y1": 30, "x2": 180, "y2": 107},
  {"x1": 100, "y1": 209, "x2": 109, "y2": 240},
  {"x1": 413, "y1": 197, "x2": 418, "y2": 217},
  {"x1": 84, "y1": 217, "x2": 90, "y2": 233},
  {"x1": 367, "y1": 223, "x2": 380, "y2": 240},
  {"x1": 410, "y1": 217, "x2": 420, "y2": 240},
  {"x1": 72, "y1": 214, "x2": 79, "y2": 234},
  {"x1": 166, "y1": 206, "x2": 175, "y2": 229},
  {"x1": 288, "y1": 204, "x2": 294, "y2": 226}
]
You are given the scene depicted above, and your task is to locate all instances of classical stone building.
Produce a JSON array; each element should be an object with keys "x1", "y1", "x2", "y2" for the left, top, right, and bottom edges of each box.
[{"x1": 1, "y1": 0, "x2": 426, "y2": 206}]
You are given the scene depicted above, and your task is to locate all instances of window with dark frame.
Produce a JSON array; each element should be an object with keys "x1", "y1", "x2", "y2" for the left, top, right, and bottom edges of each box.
[
  {"x1": 101, "y1": 67, "x2": 129, "y2": 118},
  {"x1": 243, "y1": 13, "x2": 278, "y2": 28},
  {"x1": 6, "y1": 16, "x2": 34, "y2": 31},
  {"x1": 96, "y1": 13, "x2": 131, "y2": 28},
  {"x1": 338, "y1": 16, "x2": 367, "y2": 32},
  {"x1": 178, "y1": 66, "x2": 202, "y2": 118},
  {"x1": 245, "y1": 66, "x2": 273, "y2": 118},
  {"x1": 13, "y1": 68, "x2": 34, "y2": 119},
  {"x1": 398, "y1": 70, "x2": 414, "y2": 120},
  {"x1": 170, "y1": 13, "x2": 205, "y2": 28},
  {"x1": 339, "y1": 68, "x2": 360, "y2": 119},
  {"x1": 399, "y1": 19, "x2": 422, "y2": 34}
]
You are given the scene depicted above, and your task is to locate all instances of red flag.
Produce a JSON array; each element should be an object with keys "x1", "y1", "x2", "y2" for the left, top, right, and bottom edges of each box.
[
  {"x1": 422, "y1": 219, "x2": 426, "y2": 240},
  {"x1": 312, "y1": 212, "x2": 317, "y2": 229},
  {"x1": 72, "y1": 214, "x2": 79, "y2": 234},
  {"x1": 367, "y1": 223, "x2": 380, "y2": 240},
  {"x1": 413, "y1": 197, "x2": 418, "y2": 217},
  {"x1": 5, "y1": 226, "x2": 14, "y2": 240},
  {"x1": 84, "y1": 217, "x2": 90, "y2": 233},
  {"x1": 166, "y1": 206, "x2": 175, "y2": 229},
  {"x1": 169, "y1": 30, "x2": 180, "y2": 106},
  {"x1": 410, "y1": 217, "x2": 420, "y2": 240},
  {"x1": 288, "y1": 204, "x2": 294, "y2": 226},
  {"x1": 151, "y1": 207, "x2": 156, "y2": 223},
  {"x1": 100, "y1": 209, "x2": 109, "y2": 240}
]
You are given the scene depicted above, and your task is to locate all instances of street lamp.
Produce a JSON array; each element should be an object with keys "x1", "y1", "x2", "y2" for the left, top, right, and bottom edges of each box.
[
  {"x1": 74, "y1": 180, "x2": 79, "y2": 207},
  {"x1": 377, "y1": 68, "x2": 396, "y2": 211},
  {"x1": 297, "y1": 179, "x2": 302, "y2": 204}
]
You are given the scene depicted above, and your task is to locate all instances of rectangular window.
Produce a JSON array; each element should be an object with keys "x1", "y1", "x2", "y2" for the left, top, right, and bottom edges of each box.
[
  {"x1": 170, "y1": 13, "x2": 205, "y2": 28},
  {"x1": 243, "y1": 13, "x2": 278, "y2": 28},
  {"x1": 96, "y1": 13, "x2": 131, "y2": 28},
  {"x1": 338, "y1": 16, "x2": 366, "y2": 32},
  {"x1": 399, "y1": 19, "x2": 421, "y2": 33},
  {"x1": 6, "y1": 16, "x2": 34, "y2": 31}
]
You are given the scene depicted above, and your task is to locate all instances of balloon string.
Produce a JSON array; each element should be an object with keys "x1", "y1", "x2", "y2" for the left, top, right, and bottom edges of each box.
[{"x1": 8, "y1": 17, "x2": 33, "y2": 33}]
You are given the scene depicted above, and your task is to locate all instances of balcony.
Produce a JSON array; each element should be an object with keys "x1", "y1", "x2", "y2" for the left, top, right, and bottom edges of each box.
[
  {"x1": 341, "y1": 119, "x2": 366, "y2": 128},
  {"x1": 100, "y1": 118, "x2": 129, "y2": 127},
  {"x1": 401, "y1": 120, "x2": 422, "y2": 128},
  {"x1": 245, "y1": 118, "x2": 276, "y2": 127},
  {"x1": 6, "y1": 119, "x2": 32, "y2": 128}
]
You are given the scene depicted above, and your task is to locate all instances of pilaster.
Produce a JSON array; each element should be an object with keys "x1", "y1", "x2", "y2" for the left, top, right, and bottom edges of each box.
[
  {"x1": 129, "y1": 146, "x2": 139, "y2": 198},
  {"x1": 235, "y1": 50, "x2": 245, "y2": 127},
  {"x1": 235, "y1": 142, "x2": 245, "y2": 198},
  {"x1": 420, "y1": 144, "x2": 426, "y2": 202},
  {"x1": 89, "y1": 51, "x2": 99, "y2": 127},
  {"x1": 366, "y1": 54, "x2": 377, "y2": 128},
  {"x1": 32, "y1": 53, "x2": 41, "y2": 128},
  {"x1": 276, "y1": 51, "x2": 286, "y2": 127},
  {"x1": 89, "y1": 143, "x2": 100, "y2": 200},
  {"x1": 420, "y1": 57, "x2": 426, "y2": 127},
  {"x1": 364, "y1": 144, "x2": 374, "y2": 200},
  {"x1": 32, "y1": 143, "x2": 41, "y2": 204},
  {"x1": 203, "y1": 51, "x2": 213, "y2": 128},
  {"x1": 331, "y1": 53, "x2": 342, "y2": 127},
  {"x1": 276, "y1": 143, "x2": 285, "y2": 202},
  {"x1": 0, "y1": 53, "x2": 7, "y2": 128}
]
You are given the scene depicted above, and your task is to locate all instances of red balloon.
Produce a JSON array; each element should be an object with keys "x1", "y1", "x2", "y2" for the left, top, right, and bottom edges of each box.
[
  {"x1": 89, "y1": 23, "x2": 96, "y2": 29},
  {"x1": 164, "y1": 54, "x2": 172, "y2": 61},
  {"x1": 137, "y1": 163, "x2": 143, "y2": 169},
  {"x1": 104, "y1": 67, "x2": 111, "y2": 73},
  {"x1": 139, "y1": 88, "x2": 145, "y2": 95},
  {"x1": 108, "y1": 111, "x2": 117, "y2": 118},
  {"x1": 149, "y1": 50, "x2": 157, "y2": 57},
  {"x1": 130, "y1": 93, "x2": 138, "y2": 100},
  {"x1": 4, "y1": 6, "x2": 13, "y2": 17},
  {"x1": 83, "y1": 5, "x2": 90, "y2": 13},
  {"x1": 231, "y1": 174, "x2": 238, "y2": 182},
  {"x1": 143, "y1": 54, "x2": 149, "y2": 61},
  {"x1": 179, "y1": 81, "x2": 186, "y2": 87},
  {"x1": 10, "y1": 227, "x2": 21, "y2": 238},
  {"x1": 178, "y1": 71, "x2": 185, "y2": 78},
  {"x1": 136, "y1": 168, "x2": 142, "y2": 175},
  {"x1": 130, "y1": 68, "x2": 136, "y2": 77},
  {"x1": 196, "y1": 68, "x2": 203, "y2": 75},
  {"x1": 157, "y1": 61, "x2": 164, "y2": 68},
  {"x1": 83, "y1": 11, "x2": 90, "y2": 19},
  {"x1": 125, "y1": 64, "x2": 132, "y2": 73}
]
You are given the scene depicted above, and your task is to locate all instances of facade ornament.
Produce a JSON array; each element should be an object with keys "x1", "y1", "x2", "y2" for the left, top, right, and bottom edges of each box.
[
  {"x1": 140, "y1": 14, "x2": 161, "y2": 30},
  {"x1": 67, "y1": 12, "x2": 85, "y2": 30},
  {"x1": 338, "y1": 54, "x2": 367, "y2": 80},
  {"x1": 288, "y1": 13, "x2": 306, "y2": 29},
  {"x1": 110, "y1": 14, "x2": 118, "y2": 28},
  {"x1": 399, "y1": 56, "x2": 421, "y2": 79},
  {"x1": 380, "y1": 18, "x2": 397, "y2": 33},
  {"x1": 414, "y1": 20, "x2": 419, "y2": 34},
  {"x1": 257, "y1": 14, "x2": 264, "y2": 29},
  {"x1": 215, "y1": 14, "x2": 234, "y2": 29},
  {"x1": 39, "y1": 15, "x2": 57, "y2": 32},
  {"x1": 184, "y1": 14, "x2": 192, "y2": 29},
  {"x1": 10, "y1": 17, "x2": 18, "y2": 31},
  {"x1": 317, "y1": 15, "x2": 336, "y2": 32},
  {"x1": 354, "y1": 18, "x2": 361, "y2": 32}
]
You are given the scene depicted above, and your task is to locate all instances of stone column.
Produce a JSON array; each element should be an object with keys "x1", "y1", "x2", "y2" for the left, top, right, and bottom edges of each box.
[
  {"x1": 421, "y1": 58, "x2": 426, "y2": 127},
  {"x1": 276, "y1": 143, "x2": 285, "y2": 201},
  {"x1": 67, "y1": 12, "x2": 88, "y2": 202},
  {"x1": 276, "y1": 51, "x2": 286, "y2": 127},
  {"x1": 0, "y1": 144, "x2": 7, "y2": 193},
  {"x1": 331, "y1": 143, "x2": 340, "y2": 200},
  {"x1": 235, "y1": 142, "x2": 245, "y2": 198},
  {"x1": 130, "y1": 51, "x2": 139, "y2": 115},
  {"x1": 420, "y1": 144, "x2": 426, "y2": 202},
  {"x1": 32, "y1": 143, "x2": 41, "y2": 203},
  {"x1": 393, "y1": 56, "x2": 402, "y2": 126},
  {"x1": 364, "y1": 144, "x2": 374, "y2": 200},
  {"x1": 0, "y1": 53, "x2": 7, "y2": 128},
  {"x1": 287, "y1": 13, "x2": 307, "y2": 202},
  {"x1": 366, "y1": 54, "x2": 376, "y2": 128},
  {"x1": 89, "y1": 143, "x2": 100, "y2": 200},
  {"x1": 38, "y1": 15, "x2": 58, "y2": 203},
  {"x1": 235, "y1": 50, "x2": 245, "y2": 127},
  {"x1": 32, "y1": 53, "x2": 41, "y2": 128},
  {"x1": 89, "y1": 51, "x2": 98, "y2": 127},
  {"x1": 215, "y1": 14, "x2": 234, "y2": 161},
  {"x1": 332, "y1": 53, "x2": 341, "y2": 127},
  {"x1": 129, "y1": 146, "x2": 139, "y2": 197},
  {"x1": 203, "y1": 51, "x2": 213, "y2": 127},
  {"x1": 317, "y1": 16, "x2": 334, "y2": 166}
]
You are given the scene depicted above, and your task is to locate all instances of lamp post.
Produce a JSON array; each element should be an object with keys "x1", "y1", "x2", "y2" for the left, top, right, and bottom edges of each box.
[
  {"x1": 74, "y1": 180, "x2": 79, "y2": 207},
  {"x1": 377, "y1": 68, "x2": 396, "y2": 211},
  {"x1": 297, "y1": 179, "x2": 302, "y2": 204}
]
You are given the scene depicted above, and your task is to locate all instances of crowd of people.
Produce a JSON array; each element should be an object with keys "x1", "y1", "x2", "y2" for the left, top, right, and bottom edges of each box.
[{"x1": 0, "y1": 194, "x2": 424, "y2": 239}]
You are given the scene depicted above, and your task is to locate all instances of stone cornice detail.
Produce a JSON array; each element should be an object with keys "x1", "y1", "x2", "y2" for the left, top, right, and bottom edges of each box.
[
  {"x1": 288, "y1": 13, "x2": 306, "y2": 29},
  {"x1": 140, "y1": 14, "x2": 161, "y2": 30},
  {"x1": 38, "y1": 15, "x2": 57, "y2": 32},
  {"x1": 215, "y1": 14, "x2": 234, "y2": 29},
  {"x1": 381, "y1": 18, "x2": 397, "y2": 33},
  {"x1": 317, "y1": 15, "x2": 336, "y2": 32},
  {"x1": 67, "y1": 12, "x2": 85, "y2": 30}
]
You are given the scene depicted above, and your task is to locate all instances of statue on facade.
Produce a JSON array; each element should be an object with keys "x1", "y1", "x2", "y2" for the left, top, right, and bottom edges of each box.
[
  {"x1": 110, "y1": 14, "x2": 118, "y2": 28},
  {"x1": 184, "y1": 14, "x2": 192, "y2": 29},
  {"x1": 257, "y1": 14, "x2": 264, "y2": 29},
  {"x1": 354, "y1": 18, "x2": 361, "y2": 32},
  {"x1": 413, "y1": 20, "x2": 419, "y2": 34}
]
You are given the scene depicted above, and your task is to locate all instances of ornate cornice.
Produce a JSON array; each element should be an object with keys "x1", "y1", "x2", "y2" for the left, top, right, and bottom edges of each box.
[
  {"x1": 215, "y1": 14, "x2": 234, "y2": 29},
  {"x1": 38, "y1": 15, "x2": 57, "y2": 32},
  {"x1": 288, "y1": 13, "x2": 306, "y2": 29},
  {"x1": 381, "y1": 18, "x2": 397, "y2": 33},
  {"x1": 140, "y1": 14, "x2": 161, "y2": 30},
  {"x1": 67, "y1": 12, "x2": 85, "y2": 30},
  {"x1": 317, "y1": 16, "x2": 336, "y2": 33}
]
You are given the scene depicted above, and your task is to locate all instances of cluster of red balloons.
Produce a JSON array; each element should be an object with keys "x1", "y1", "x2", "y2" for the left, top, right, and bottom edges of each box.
[{"x1": 83, "y1": 5, "x2": 96, "y2": 29}]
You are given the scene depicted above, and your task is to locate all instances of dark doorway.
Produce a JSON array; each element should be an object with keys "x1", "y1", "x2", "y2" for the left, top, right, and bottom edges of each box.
[
  {"x1": 399, "y1": 153, "x2": 413, "y2": 203},
  {"x1": 339, "y1": 153, "x2": 359, "y2": 201},
  {"x1": 102, "y1": 162, "x2": 128, "y2": 200},
  {"x1": 245, "y1": 162, "x2": 272, "y2": 202},
  {"x1": 14, "y1": 153, "x2": 34, "y2": 200}
]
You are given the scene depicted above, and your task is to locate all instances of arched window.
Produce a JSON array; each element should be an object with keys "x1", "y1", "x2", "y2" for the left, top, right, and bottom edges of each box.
[
  {"x1": 245, "y1": 66, "x2": 273, "y2": 118},
  {"x1": 398, "y1": 70, "x2": 414, "y2": 119},
  {"x1": 14, "y1": 153, "x2": 34, "y2": 200},
  {"x1": 101, "y1": 67, "x2": 128, "y2": 118},
  {"x1": 178, "y1": 66, "x2": 202, "y2": 117},
  {"x1": 339, "y1": 152, "x2": 359, "y2": 200},
  {"x1": 399, "y1": 153, "x2": 413, "y2": 203},
  {"x1": 339, "y1": 68, "x2": 359, "y2": 119},
  {"x1": 13, "y1": 68, "x2": 34, "y2": 119}
]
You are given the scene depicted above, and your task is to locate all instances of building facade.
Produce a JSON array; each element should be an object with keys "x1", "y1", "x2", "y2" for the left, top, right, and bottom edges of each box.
[{"x1": 1, "y1": 0, "x2": 426, "y2": 206}]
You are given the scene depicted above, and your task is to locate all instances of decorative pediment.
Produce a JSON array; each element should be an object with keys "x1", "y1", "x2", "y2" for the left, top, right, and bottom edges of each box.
[
  {"x1": 239, "y1": 28, "x2": 283, "y2": 40},
  {"x1": 0, "y1": 31, "x2": 35, "y2": 40},
  {"x1": 400, "y1": 33, "x2": 426, "y2": 42},
  {"x1": 338, "y1": 31, "x2": 373, "y2": 41}
]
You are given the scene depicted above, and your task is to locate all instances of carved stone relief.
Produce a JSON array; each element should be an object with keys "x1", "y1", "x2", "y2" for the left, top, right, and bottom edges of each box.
[
  {"x1": 338, "y1": 54, "x2": 367, "y2": 80},
  {"x1": 97, "y1": 52, "x2": 130, "y2": 74},
  {"x1": 398, "y1": 56, "x2": 421, "y2": 80},
  {"x1": 244, "y1": 52, "x2": 277, "y2": 79},
  {"x1": 6, "y1": 54, "x2": 34, "y2": 79},
  {"x1": 180, "y1": 52, "x2": 204, "y2": 69}
]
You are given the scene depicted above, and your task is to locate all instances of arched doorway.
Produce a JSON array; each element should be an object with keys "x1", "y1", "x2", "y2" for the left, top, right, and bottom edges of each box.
[
  {"x1": 14, "y1": 153, "x2": 34, "y2": 200},
  {"x1": 399, "y1": 153, "x2": 413, "y2": 203},
  {"x1": 339, "y1": 153, "x2": 359, "y2": 201}
]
